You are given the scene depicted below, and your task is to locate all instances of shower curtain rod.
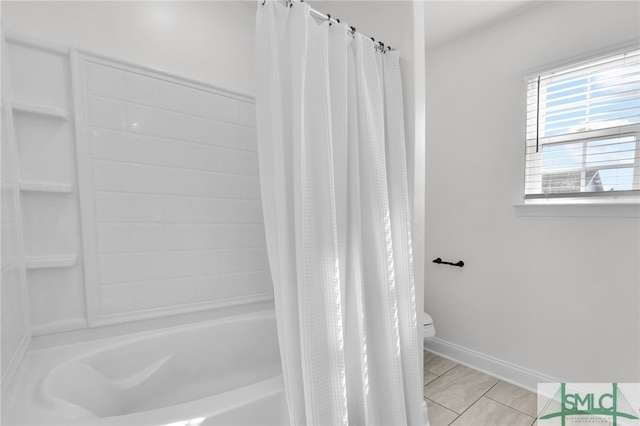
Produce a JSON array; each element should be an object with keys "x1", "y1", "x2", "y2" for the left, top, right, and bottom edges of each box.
[{"x1": 266, "y1": 0, "x2": 393, "y2": 52}]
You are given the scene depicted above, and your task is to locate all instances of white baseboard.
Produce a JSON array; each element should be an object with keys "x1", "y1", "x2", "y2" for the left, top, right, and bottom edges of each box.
[{"x1": 425, "y1": 337, "x2": 560, "y2": 393}]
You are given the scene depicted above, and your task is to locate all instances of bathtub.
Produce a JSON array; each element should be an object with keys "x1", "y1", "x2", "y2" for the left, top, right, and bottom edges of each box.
[{"x1": 5, "y1": 310, "x2": 289, "y2": 425}]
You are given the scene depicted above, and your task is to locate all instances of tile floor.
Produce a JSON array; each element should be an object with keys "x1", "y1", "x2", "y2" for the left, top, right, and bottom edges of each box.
[{"x1": 424, "y1": 350, "x2": 538, "y2": 426}]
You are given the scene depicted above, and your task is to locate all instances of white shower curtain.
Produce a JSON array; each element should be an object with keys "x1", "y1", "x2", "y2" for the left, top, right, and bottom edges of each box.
[{"x1": 255, "y1": 1, "x2": 424, "y2": 425}]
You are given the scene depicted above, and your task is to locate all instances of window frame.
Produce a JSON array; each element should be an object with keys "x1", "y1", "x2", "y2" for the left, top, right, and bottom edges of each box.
[{"x1": 521, "y1": 41, "x2": 640, "y2": 206}]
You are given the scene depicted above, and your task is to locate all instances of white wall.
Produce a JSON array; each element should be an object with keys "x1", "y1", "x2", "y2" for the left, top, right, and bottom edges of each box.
[
  {"x1": 2, "y1": 1, "x2": 257, "y2": 96},
  {"x1": 425, "y1": 1, "x2": 639, "y2": 384}
]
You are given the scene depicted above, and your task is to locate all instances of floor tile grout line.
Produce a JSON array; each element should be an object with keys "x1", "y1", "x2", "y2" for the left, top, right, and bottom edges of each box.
[
  {"x1": 423, "y1": 364, "x2": 465, "y2": 398},
  {"x1": 424, "y1": 350, "x2": 459, "y2": 376},
  {"x1": 482, "y1": 394, "x2": 537, "y2": 420},
  {"x1": 424, "y1": 397, "x2": 460, "y2": 426},
  {"x1": 423, "y1": 364, "x2": 460, "y2": 390},
  {"x1": 423, "y1": 364, "x2": 458, "y2": 378},
  {"x1": 432, "y1": 374, "x2": 501, "y2": 418},
  {"x1": 424, "y1": 363, "x2": 499, "y2": 418},
  {"x1": 482, "y1": 379, "x2": 540, "y2": 419},
  {"x1": 483, "y1": 380, "x2": 501, "y2": 395},
  {"x1": 441, "y1": 363, "x2": 458, "y2": 376},
  {"x1": 447, "y1": 381, "x2": 499, "y2": 419},
  {"x1": 424, "y1": 374, "x2": 439, "y2": 387},
  {"x1": 424, "y1": 365, "x2": 457, "y2": 379},
  {"x1": 423, "y1": 366, "x2": 443, "y2": 379},
  {"x1": 424, "y1": 397, "x2": 458, "y2": 415},
  {"x1": 424, "y1": 350, "x2": 540, "y2": 425}
]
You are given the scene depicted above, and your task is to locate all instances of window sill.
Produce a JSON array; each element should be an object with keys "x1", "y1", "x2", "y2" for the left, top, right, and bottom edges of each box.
[{"x1": 513, "y1": 199, "x2": 640, "y2": 217}]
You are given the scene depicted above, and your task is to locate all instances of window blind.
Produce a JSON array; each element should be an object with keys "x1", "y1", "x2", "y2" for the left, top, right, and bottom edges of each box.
[{"x1": 525, "y1": 47, "x2": 640, "y2": 198}]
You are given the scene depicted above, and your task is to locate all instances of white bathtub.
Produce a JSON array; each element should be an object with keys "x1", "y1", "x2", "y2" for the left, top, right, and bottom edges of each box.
[{"x1": 5, "y1": 310, "x2": 289, "y2": 425}]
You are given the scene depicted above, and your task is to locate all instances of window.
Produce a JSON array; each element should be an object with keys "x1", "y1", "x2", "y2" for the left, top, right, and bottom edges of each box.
[{"x1": 525, "y1": 47, "x2": 640, "y2": 200}]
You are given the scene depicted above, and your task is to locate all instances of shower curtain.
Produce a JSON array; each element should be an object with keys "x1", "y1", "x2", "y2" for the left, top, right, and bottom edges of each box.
[{"x1": 255, "y1": 1, "x2": 424, "y2": 425}]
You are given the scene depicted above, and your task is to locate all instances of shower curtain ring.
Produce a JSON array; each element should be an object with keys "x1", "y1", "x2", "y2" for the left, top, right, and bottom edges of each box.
[{"x1": 327, "y1": 13, "x2": 331, "y2": 25}]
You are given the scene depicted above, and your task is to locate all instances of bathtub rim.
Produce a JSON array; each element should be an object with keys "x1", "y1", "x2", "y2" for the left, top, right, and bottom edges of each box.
[
  {"x1": 33, "y1": 307, "x2": 278, "y2": 364},
  {"x1": 28, "y1": 301, "x2": 275, "y2": 353}
]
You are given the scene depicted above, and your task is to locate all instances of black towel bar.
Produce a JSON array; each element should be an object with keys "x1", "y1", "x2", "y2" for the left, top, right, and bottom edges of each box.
[{"x1": 432, "y1": 257, "x2": 464, "y2": 267}]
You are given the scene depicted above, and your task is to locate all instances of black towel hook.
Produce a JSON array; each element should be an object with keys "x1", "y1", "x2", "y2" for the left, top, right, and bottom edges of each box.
[{"x1": 433, "y1": 258, "x2": 464, "y2": 268}]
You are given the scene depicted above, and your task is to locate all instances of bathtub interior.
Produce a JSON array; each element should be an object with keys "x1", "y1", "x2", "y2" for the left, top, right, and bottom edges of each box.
[
  {"x1": 39, "y1": 316, "x2": 281, "y2": 417},
  {"x1": 6, "y1": 311, "x2": 286, "y2": 425}
]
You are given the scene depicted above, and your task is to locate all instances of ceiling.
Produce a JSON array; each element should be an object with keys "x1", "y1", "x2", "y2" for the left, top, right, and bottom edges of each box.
[
  {"x1": 252, "y1": 1, "x2": 541, "y2": 51},
  {"x1": 424, "y1": 1, "x2": 540, "y2": 50}
]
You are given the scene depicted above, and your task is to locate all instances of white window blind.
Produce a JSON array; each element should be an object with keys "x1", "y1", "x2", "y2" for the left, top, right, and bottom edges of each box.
[{"x1": 525, "y1": 47, "x2": 640, "y2": 199}]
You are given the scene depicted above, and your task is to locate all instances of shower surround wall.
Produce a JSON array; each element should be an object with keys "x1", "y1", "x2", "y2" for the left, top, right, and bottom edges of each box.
[
  {"x1": 1, "y1": 33, "x2": 270, "y2": 333},
  {"x1": 1, "y1": 39, "x2": 31, "y2": 395},
  {"x1": 77, "y1": 53, "x2": 268, "y2": 325},
  {"x1": 5, "y1": 37, "x2": 87, "y2": 336}
]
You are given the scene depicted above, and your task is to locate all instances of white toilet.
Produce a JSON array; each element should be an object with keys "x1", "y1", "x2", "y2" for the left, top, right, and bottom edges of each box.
[{"x1": 423, "y1": 312, "x2": 436, "y2": 341}]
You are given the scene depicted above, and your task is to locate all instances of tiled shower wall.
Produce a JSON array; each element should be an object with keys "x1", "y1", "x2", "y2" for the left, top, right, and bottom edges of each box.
[{"x1": 79, "y1": 55, "x2": 271, "y2": 326}]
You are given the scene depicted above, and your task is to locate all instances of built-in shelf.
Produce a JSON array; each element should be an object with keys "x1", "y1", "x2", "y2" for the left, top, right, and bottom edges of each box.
[
  {"x1": 12, "y1": 101, "x2": 68, "y2": 120},
  {"x1": 25, "y1": 254, "x2": 78, "y2": 270},
  {"x1": 19, "y1": 180, "x2": 73, "y2": 193}
]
